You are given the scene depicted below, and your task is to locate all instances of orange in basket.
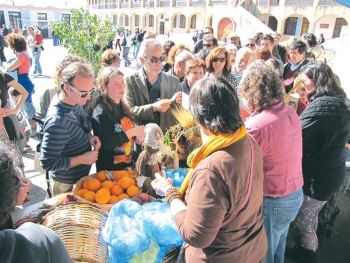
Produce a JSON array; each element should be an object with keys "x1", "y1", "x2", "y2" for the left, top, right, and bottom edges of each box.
[
  {"x1": 83, "y1": 191, "x2": 96, "y2": 202},
  {"x1": 127, "y1": 185, "x2": 139, "y2": 197},
  {"x1": 111, "y1": 185, "x2": 123, "y2": 196},
  {"x1": 83, "y1": 179, "x2": 91, "y2": 189},
  {"x1": 95, "y1": 187, "x2": 111, "y2": 205},
  {"x1": 101, "y1": 180, "x2": 114, "y2": 189},
  {"x1": 96, "y1": 170, "x2": 107, "y2": 182},
  {"x1": 118, "y1": 177, "x2": 135, "y2": 189},
  {"x1": 113, "y1": 170, "x2": 129, "y2": 181},
  {"x1": 88, "y1": 178, "x2": 101, "y2": 192},
  {"x1": 118, "y1": 193, "x2": 130, "y2": 200},
  {"x1": 108, "y1": 195, "x2": 119, "y2": 204},
  {"x1": 76, "y1": 188, "x2": 89, "y2": 198}
]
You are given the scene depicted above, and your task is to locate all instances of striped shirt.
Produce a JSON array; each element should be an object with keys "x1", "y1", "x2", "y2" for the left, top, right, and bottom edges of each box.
[{"x1": 40, "y1": 95, "x2": 91, "y2": 184}]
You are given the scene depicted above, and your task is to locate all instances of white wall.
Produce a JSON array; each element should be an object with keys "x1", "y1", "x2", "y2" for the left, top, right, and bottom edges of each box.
[{"x1": 314, "y1": 16, "x2": 337, "y2": 40}]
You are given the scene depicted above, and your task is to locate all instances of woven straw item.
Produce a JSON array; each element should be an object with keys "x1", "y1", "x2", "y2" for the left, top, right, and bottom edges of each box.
[{"x1": 42, "y1": 203, "x2": 108, "y2": 263}]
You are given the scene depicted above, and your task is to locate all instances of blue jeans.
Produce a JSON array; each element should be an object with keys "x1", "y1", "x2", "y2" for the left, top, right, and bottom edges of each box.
[
  {"x1": 32, "y1": 51, "x2": 42, "y2": 74},
  {"x1": 263, "y1": 188, "x2": 303, "y2": 263},
  {"x1": 22, "y1": 101, "x2": 37, "y2": 133},
  {"x1": 122, "y1": 46, "x2": 131, "y2": 65}
]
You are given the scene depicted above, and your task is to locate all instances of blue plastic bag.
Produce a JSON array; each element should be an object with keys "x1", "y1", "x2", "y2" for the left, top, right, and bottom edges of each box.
[
  {"x1": 164, "y1": 168, "x2": 188, "y2": 188},
  {"x1": 102, "y1": 200, "x2": 150, "y2": 263},
  {"x1": 142, "y1": 202, "x2": 183, "y2": 263}
]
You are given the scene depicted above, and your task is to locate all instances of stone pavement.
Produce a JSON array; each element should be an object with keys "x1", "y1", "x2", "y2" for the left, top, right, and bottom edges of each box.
[{"x1": 7, "y1": 34, "x2": 350, "y2": 263}]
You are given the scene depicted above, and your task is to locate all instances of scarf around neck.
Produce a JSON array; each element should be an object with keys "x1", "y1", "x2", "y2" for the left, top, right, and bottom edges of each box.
[{"x1": 179, "y1": 126, "x2": 247, "y2": 197}]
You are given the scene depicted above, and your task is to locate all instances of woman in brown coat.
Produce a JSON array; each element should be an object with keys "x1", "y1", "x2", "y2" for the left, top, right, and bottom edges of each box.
[{"x1": 153, "y1": 76, "x2": 267, "y2": 262}]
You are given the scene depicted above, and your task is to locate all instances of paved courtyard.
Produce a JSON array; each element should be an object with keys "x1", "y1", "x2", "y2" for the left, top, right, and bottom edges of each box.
[{"x1": 6, "y1": 34, "x2": 350, "y2": 263}]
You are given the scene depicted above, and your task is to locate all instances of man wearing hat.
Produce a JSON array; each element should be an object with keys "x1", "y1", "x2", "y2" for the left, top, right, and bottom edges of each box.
[{"x1": 228, "y1": 32, "x2": 242, "y2": 50}]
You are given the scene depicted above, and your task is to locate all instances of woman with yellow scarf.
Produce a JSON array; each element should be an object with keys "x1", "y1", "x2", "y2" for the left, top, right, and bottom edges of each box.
[{"x1": 152, "y1": 76, "x2": 267, "y2": 262}]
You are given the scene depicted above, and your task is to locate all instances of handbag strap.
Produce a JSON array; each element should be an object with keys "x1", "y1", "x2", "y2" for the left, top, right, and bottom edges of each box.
[{"x1": 220, "y1": 135, "x2": 255, "y2": 228}]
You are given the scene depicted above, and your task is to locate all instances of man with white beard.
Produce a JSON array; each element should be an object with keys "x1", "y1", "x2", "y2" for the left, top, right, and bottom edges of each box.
[{"x1": 232, "y1": 47, "x2": 254, "y2": 83}]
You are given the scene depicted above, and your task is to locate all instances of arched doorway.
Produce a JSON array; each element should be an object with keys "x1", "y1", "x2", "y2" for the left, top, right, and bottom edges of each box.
[
  {"x1": 333, "y1": 18, "x2": 348, "y2": 38},
  {"x1": 218, "y1": 18, "x2": 233, "y2": 41},
  {"x1": 268, "y1": 16, "x2": 278, "y2": 32}
]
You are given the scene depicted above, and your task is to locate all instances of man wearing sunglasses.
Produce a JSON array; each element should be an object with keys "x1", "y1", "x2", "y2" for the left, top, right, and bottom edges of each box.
[
  {"x1": 125, "y1": 39, "x2": 182, "y2": 136},
  {"x1": 192, "y1": 26, "x2": 214, "y2": 54},
  {"x1": 40, "y1": 62, "x2": 101, "y2": 196}
]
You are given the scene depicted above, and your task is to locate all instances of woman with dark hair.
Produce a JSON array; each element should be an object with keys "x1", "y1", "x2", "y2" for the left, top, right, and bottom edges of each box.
[
  {"x1": 6, "y1": 33, "x2": 36, "y2": 135},
  {"x1": 87, "y1": 67, "x2": 144, "y2": 171},
  {"x1": 180, "y1": 59, "x2": 205, "y2": 95},
  {"x1": 205, "y1": 46, "x2": 238, "y2": 90},
  {"x1": 162, "y1": 40, "x2": 175, "y2": 72},
  {"x1": 287, "y1": 62, "x2": 350, "y2": 263},
  {"x1": 0, "y1": 68, "x2": 28, "y2": 170},
  {"x1": 240, "y1": 61, "x2": 304, "y2": 263},
  {"x1": 0, "y1": 141, "x2": 71, "y2": 263},
  {"x1": 152, "y1": 76, "x2": 267, "y2": 262},
  {"x1": 302, "y1": 33, "x2": 325, "y2": 62}
]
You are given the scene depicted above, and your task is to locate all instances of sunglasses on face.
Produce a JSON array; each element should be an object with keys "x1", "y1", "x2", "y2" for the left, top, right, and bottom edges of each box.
[
  {"x1": 144, "y1": 56, "x2": 165, "y2": 63},
  {"x1": 245, "y1": 43, "x2": 255, "y2": 47},
  {"x1": 204, "y1": 32, "x2": 211, "y2": 35},
  {"x1": 203, "y1": 44, "x2": 213, "y2": 48},
  {"x1": 213, "y1": 57, "x2": 226, "y2": 63},
  {"x1": 66, "y1": 83, "x2": 96, "y2": 99}
]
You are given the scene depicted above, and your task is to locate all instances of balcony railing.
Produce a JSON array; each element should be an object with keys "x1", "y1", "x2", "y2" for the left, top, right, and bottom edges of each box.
[
  {"x1": 158, "y1": 0, "x2": 170, "y2": 7},
  {"x1": 121, "y1": 2, "x2": 129, "y2": 8},
  {"x1": 319, "y1": 0, "x2": 342, "y2": 5},
  {"x1": 211, "y1": 0, "x2": 228, "y2": 6},
  {"x1": 144, "y1": 1, "x2": 155, "y2": 7},
  {"x1": 285, "y1": 0, "x2": 313, "y2": 6},
  {"x1": 91, "y1": 3, "x2": 118, "y2": 9},
  {"x1": 176, "y1": 0, "x2": 187, "y2": 6},
  {"x1": 257, "y1": 0, "x2": 279, "y2": 6},
  {"x1": 133, "y1": 2, "x2": 142, "y2": 8},
  {"x1": 192, "y1": 0, "x2": 206, "y2": 6}
]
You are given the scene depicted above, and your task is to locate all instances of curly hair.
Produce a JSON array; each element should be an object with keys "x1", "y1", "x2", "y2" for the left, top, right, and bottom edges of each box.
[
  {"x1": 86, "y1": 66, "x2": 133, "y2": 124},
  {"x1": 54, "y1": 55, "x2": 86, "y2": 91},
  {"x1": 162, "y1": 40, "x2": 175, "y2": 50},
  {"x1": 101, "y1": 49, "x2": 120, "y2": 67},
  {"x1": 168, "y1": 44, "x2": 191, "y2": 66},
  {"x1": 205, "y1": 46, "x2": 232, "y2": 75},
  {"x1": 301, "y1": 61, "x2": 347, "y2": 103},
  {"x1": 189, "y1": 76, "x2": 243, "y2": 134},
  {"x1": 239, "y1": 60, "x2": 285, "y2": 112},
  {"x1": 0, "y1": 142, "x2": 20, "y2": 225},
  {"x1": 6, "y1": 33, "x2": 27, "y2": 52}
]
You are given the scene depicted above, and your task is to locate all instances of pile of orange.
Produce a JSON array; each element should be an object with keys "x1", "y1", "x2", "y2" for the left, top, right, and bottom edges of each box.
[{"x1": 75, "y1": 169, "x2": 139, "y2": 205}]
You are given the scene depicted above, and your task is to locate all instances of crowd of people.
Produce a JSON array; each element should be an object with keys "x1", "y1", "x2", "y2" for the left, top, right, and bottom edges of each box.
[{"x1": 0, "y1": 25, "x2": 349, "y2": 263}]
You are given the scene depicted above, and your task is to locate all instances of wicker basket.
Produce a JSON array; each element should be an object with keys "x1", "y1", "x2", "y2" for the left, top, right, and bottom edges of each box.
[{"x1": 41, "y1": 203, "x2": 108, "y2": 263}]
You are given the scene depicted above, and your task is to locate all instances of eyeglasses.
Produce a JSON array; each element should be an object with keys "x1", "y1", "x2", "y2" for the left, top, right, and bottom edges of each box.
[
  {"x1": 245, "y1": 43, "x2": 255, "y2": 47},
  {"x1": 203, "y1": 44, "x2": 213, "y2": 48},
  {"x1": 204, "y1": 32, "x2": 211, "y2": 35},
  {"x1": 66, "y1": 83, "x2": 96, "y2": 99},
  {"x1": 144, "y1": 56, "x2": 165, "y2": 63},
  {"x1": 212, "y1": 57, "x2": 226, "y2": 63}
]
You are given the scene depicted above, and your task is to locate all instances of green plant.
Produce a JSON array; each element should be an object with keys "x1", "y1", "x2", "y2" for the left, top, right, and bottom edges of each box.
[{"x1": 51, "y1": 8, "x2": 115, "y2": 76}]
